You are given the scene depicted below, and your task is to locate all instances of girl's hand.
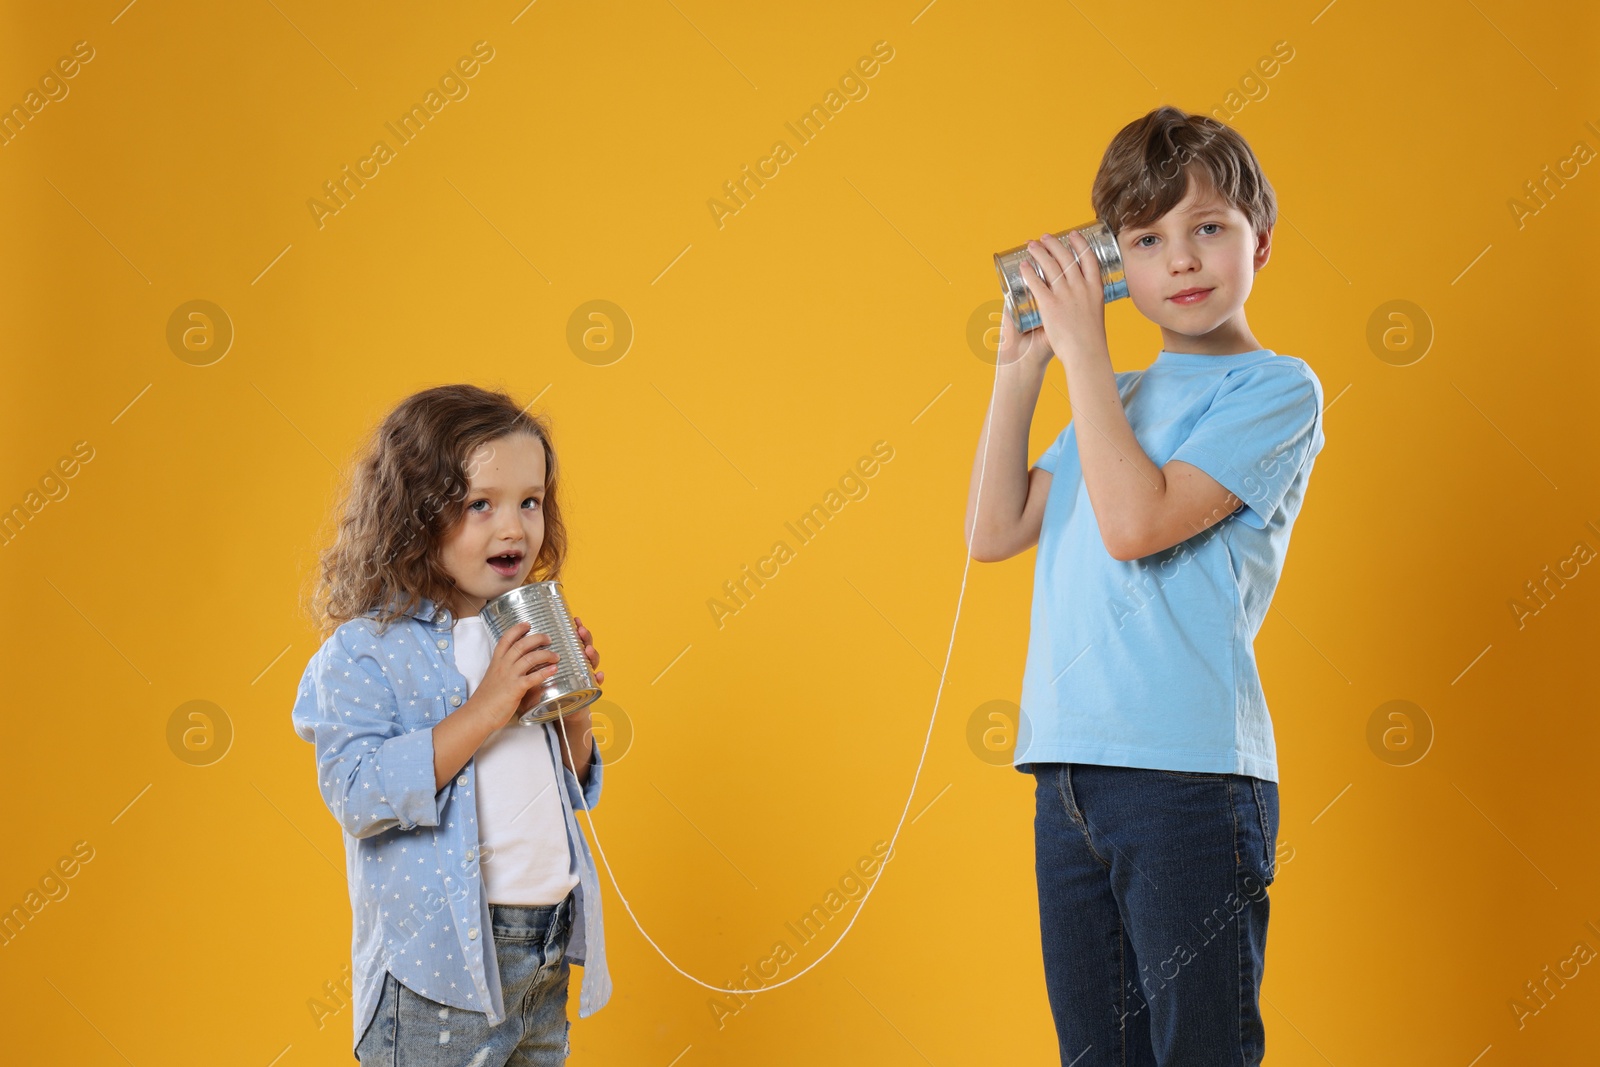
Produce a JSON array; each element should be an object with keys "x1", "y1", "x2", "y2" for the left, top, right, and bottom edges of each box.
[
  {"x1": 1017, "y1": 230, "x2": 1110, "y2": 367},
  {"x1": 572, "y1": 616, "x2": 606, "y2": 686},
  {"x1": 472, "y1": 622, "x2": 561, "y2": 730}
]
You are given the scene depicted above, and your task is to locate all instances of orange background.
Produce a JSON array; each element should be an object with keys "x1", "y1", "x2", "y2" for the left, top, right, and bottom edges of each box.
[{"x1": 2, "y1": 1, "x2": 1598, "y2": 1063}]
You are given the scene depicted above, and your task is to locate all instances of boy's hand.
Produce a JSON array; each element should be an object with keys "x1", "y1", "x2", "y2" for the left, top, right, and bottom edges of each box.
[
  {"x1": 1017, "y1": 230, "x2": 1110, "y2": 367},
  {"x1": 473, "y1": 622, "x2": 561, "y2": 730},
  {"x1": 995, "y1": 291, "x2": 1054, "y2": 373}
]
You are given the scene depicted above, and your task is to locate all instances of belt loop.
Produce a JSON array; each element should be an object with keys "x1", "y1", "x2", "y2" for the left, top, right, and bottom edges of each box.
[{"x1": 545, "y1": 893, "x2": 570, "y2": 953}]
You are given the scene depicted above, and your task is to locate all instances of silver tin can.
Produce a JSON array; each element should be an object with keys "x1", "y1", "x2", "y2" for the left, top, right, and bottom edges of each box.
[
  {"x1": 993, "y1": 219, "x2": 1129, "y2": 333},
  {"x1": 479, "y1": 581, "x2": 602, "y2": 725}
]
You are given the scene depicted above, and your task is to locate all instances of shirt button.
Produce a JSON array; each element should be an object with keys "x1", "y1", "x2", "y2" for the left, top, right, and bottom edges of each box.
[
  {"x1": 468, "y1": 928, "x2": 479, "y2": 940},
  {"x1": 457, "y1": 774, "x2": 468, "y2": 786},
  {"x1": 436, "y1": 638, "x2": 449, "y2": 650},
  {"x1": 449, "y1": 695, "x2": 462, "y2": 707},
  {"x1": 465, "y1": 849, "x2": 475, "y2": 861}
]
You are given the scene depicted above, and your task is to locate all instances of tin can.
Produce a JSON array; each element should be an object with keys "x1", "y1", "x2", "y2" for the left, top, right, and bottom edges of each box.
[
  {"x1": 993, "y1": 219, "x2": 1128, "y2": 333},
  {"x1": 479, "y1": 581, "x2": 602, "y2": 725}
]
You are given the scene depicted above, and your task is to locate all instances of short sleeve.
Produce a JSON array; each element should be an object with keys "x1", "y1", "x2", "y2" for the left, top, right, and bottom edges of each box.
[
  {"x1": 1168, "y1": 363, "x2": 1323, "y2": 530},
  {"x1": 1033, "y1": 427, "x2": 1068, "y2": 473}
]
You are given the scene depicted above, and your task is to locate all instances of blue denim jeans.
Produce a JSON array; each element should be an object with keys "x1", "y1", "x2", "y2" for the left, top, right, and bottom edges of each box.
[
  {"x1": 357, "y1": 892, "x2": 575, "y2": 1066},
  {"x1": 1032, "y1": 763, "x2": 1279, "y2": 1066}
]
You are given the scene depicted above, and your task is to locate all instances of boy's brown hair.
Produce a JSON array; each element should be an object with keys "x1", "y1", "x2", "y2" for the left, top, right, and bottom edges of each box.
[
  {"x1": 303, "y1": 383, "x2": 568, "y2": 637},
  {"x1": 1091, "y1": 105, "x2": 1276, "y2": 239}
]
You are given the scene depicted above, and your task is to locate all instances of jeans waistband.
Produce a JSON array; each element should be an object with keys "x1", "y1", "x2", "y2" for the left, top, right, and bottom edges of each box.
[{"x1": 488, "y1": 891, "x2": 573, "y2": 944}]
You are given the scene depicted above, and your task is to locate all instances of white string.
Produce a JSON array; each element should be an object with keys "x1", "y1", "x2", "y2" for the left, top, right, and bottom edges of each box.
[{"x1": 555, "y1": 343, "x2": 1009, "y2": 995}]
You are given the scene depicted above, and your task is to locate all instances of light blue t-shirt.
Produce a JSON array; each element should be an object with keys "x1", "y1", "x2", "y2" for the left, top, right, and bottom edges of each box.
[{"x1": 1015, "y1": 348, "x2": 1326, "y2": 783}]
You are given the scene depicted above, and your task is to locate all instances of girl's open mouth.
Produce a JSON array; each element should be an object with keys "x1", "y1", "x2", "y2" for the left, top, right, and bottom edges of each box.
[{"x1": 487, "y1": 553, "x2": 523, "y2": 577}]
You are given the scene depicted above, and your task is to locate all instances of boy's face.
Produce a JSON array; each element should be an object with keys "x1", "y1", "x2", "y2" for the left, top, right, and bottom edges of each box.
[
  {"x1": 1116, "y1": 174, "x2": 1272, "y2": 355},
  {"x1": 437, "y1": 431, "x2": 546, "y2": 618}
]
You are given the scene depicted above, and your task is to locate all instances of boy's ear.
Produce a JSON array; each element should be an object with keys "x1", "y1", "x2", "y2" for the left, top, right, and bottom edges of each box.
[{"x1": 1252, "y1": 226, "x2": 1273, "y2": 272}]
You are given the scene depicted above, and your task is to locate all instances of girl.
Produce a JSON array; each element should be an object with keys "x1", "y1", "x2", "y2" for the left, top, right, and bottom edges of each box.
[{"x1": 291, "y1": 383, "x2": 613, "y2": 1064}]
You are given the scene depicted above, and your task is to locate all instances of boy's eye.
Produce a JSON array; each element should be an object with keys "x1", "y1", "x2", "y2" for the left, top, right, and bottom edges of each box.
[{"x1": 1134, "y1": 222, "x2": 1220, "y2": 249}]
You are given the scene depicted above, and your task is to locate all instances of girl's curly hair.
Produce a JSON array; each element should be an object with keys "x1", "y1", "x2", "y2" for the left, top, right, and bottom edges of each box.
[{"x1": 303, "y1": 383, "x2": 567, "y2": 637}]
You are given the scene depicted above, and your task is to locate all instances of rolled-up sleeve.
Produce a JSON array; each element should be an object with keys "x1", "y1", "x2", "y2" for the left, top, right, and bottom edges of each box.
[{"x1": 290, "y1": 624, "x2": 442, "y2": 839}]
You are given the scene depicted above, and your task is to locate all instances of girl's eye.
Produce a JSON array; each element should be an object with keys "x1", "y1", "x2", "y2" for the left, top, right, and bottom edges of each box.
[
  {"x1": 523, "y1": 497, "x2": 541, "y2": 510},
  {"x1": 468, "y1": 500, "x2": 489, "y2": 513}
]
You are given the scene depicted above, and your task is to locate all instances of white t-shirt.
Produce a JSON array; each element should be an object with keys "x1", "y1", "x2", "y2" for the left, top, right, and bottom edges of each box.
[{"x1": 452, "y1": 616, "x2": 578, "y2": 905}]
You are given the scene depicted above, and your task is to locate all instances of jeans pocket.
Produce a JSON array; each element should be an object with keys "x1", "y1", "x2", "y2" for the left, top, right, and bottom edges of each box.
[
  {"x1": 1153, "y1": 768, "x2": 1228, "y2": 779},
  {"x1": 355, "y1": 971, "x2": 395, "y2": 1064},
  {"x1": 1251, "y1": 777, "x2": 1280, "y2": 886}
]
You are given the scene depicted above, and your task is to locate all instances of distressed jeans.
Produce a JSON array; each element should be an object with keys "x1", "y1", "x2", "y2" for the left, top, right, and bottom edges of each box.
[
  {"x1": 357, "y1": 892, "x2": 575, "y2": 1066},
  {"x1": 1032, "y1": 763, "x2": 1279, "y2": 1066}
]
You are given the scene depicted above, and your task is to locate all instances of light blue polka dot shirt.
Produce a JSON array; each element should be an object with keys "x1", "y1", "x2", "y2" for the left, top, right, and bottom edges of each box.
[{"x1": 290, "y1": 594, "x2": 611, "y2": 1053}]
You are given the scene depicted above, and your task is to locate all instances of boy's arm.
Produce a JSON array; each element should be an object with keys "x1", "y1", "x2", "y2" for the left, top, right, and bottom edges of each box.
[
  {"x1": 965, "y1": 351, "x2": 1055, "y2": 563},
  {"x1": 1056, "y1": 342, "x2": 1242, "y2": 560},
  {"x1": 1018, "y1": 231, "x2": 1242, "y2": 561}
]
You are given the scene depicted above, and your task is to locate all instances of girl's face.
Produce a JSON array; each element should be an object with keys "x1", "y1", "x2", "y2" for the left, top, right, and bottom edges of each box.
[
  {"x1": 1116, "y1": 174, "x2": 1272, "y2": 356},
  {"x1": 436, "y1": 431, "x2": 547, "y2": 618}
]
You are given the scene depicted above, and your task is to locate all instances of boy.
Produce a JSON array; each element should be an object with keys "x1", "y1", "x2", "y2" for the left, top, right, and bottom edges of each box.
[{"x1": 964, "y1": 106, "x2": 1325, "y2": 1065}]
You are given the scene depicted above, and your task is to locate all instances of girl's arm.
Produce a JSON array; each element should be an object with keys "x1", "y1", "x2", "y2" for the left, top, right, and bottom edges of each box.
[
  {"x1": 559, "y1": 616, "x2": 605, "y2": 787},
  {"x1": 431, "y1": 698, "x2": 502, "y2": 791},
  {"x1": 433, "y1": 621, "x2": 565, "y2": 788},
  {"x1": 291, "y1": 625, "x2": 444, "y2": 839},
  {"x1": 557, "y1": 709, "x2": 594, "y2": 785}
]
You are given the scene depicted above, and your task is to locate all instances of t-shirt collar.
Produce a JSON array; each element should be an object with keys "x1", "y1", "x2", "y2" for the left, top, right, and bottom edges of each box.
[{"x1": 1156, "y1": 347, "x2": 1274, "y2": 368}]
